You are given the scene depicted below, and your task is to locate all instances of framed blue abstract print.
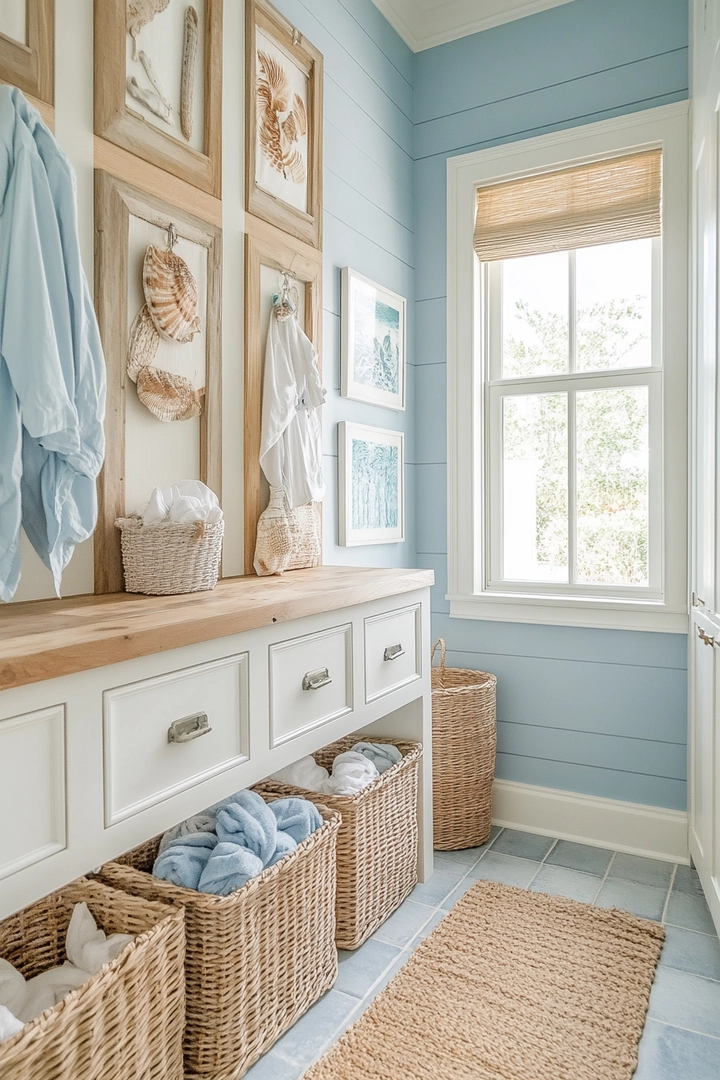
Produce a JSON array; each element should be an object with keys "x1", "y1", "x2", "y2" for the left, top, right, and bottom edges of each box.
[
  {"x1": 341, "y1": 267, "x2": 406, "y2": 411},
  {"x1": 338, "y1": 422, "x2": 404, "y2": 545}
]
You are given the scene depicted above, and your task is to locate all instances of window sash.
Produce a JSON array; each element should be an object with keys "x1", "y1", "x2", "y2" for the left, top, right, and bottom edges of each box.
[{"x1": 485, "y1": 368, "x2": 663, "y2": 597}]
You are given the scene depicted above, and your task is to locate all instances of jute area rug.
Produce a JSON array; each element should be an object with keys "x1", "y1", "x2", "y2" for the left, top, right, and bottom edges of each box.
[{"x1": 305, "y1": 880, "x2": 664, "y2": 1080}]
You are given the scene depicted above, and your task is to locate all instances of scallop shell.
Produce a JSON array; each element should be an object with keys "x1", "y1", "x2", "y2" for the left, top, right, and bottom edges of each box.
[
  {"x1": 127, "y1": 304, "x2": 160, "y2": 382},
  {"x1": 136, "y1": 365, "x2": 205, "y2": 422},
  {"x1": 143, "y1": 245, "x2": 201, "y2": 344}
]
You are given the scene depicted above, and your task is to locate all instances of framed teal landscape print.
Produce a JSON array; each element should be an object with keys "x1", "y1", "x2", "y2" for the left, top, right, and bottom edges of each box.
[
  {"x1": 338, "y1": 422, "x2": 404, "y2": 546},
  {"x1": 341, "y1": 267, "x2": 406, "y2": 410}
]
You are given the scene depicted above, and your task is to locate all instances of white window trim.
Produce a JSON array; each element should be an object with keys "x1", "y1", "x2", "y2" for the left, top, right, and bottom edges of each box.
[{"x1": 446, "y1": 103, "x2": 689, "y2": 633}]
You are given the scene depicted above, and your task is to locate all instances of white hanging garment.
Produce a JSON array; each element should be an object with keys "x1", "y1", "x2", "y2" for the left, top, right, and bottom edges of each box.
[{"x1": 258, "y1": 304, "x2": 326, "y2": 508}]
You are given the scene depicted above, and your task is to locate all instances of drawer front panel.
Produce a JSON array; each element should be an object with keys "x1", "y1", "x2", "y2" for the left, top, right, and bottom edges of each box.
[
  {"x1": 104, "y1": 654, "x2": 249, "y2": 826},
  {"x1": 0, "y1": 705, "x2": 66, "y2": 880},
  {"x1": 364, "y1": 605, "x2": 421, "y2": 703},
  {"x1": 269, "y1": 624, "x2": 353, "y2": 747}
]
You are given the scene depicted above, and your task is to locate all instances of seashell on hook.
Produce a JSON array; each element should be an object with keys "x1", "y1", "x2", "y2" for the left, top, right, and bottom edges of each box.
[
  {"x1": 127, "y1": 304, "x2": 160, "y2": 382},
  {"x1": 142, "y1": 244, "x2": 201, "y2": 343},
  {"x1": 180, "y1": 6, "x2": 199, "y2": 141},
  {"x1": 136, "y1": 365, "x2": 205, "y2": 422},
  {"x1": 127, "y1": 0, "x2": 170, "y2": 60}
]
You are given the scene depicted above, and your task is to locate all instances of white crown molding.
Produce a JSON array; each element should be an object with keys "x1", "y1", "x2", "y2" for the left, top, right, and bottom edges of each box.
[
  {"x1": 371, "y1": 0, "x2": 575, "y2": 52},
  {"x1": 493, "y1": 779, "x2": 689, "y2": 863}
]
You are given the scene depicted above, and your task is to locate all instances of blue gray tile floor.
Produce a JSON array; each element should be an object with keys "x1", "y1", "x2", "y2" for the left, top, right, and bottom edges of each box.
[{"x1": 244, "y1": 828, "x2": 720, "y2": 1079}]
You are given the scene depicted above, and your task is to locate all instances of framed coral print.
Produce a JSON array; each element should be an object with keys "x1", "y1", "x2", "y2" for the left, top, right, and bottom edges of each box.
[
  {"x1": 94, "y1": 0, "x2": 223, "y2": 197},
  {"x1": 341, "y1": 268, "x2": 406, "y2": 410},
  {"x1": 0, "y1": 0, "x2": 53, "y2": 107},
  {"x1": 246, "y1": 0, "x2": 323, "y2": 249},
  {"x1": 338, "y1": 423, "x2": 404, "y2": 546}
]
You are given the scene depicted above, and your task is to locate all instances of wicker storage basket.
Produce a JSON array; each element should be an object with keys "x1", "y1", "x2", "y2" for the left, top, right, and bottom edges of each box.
[
  {"x1": 0, "y1": 877, "x2": 185, "y2": 1080},
  {"x1": 256, "y1": 735, "x2": 422, "y2": 950},
  {"x1": 98, "y1": 796, "x2": 340, "y2": 1080},
  {"x1": 431, "y1": 638, "x2": 497, "y2": 850},
  {"x1": 115, "y1": 515, "x2": 224, "y2": 595}
]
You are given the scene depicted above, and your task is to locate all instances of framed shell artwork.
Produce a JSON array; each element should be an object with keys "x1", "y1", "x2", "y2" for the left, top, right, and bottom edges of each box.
[
  {"x1": 94, "y1": 169, "x2": 222, "y2": 594},
  {"x1": 338, "y1": 423, "x2": 405, "y2": 547},
  {"x1": 245, "y1": 0, "x2": 323, "y2": 248},
  {"x1": 0, "y1": 0, "x2": 53, "y2": 108},
  {"x1": 95, "y1": 0, "x2": 222, "y2": 196},
  {"x1": 341, "y1": 268, "x2": 406, "y2": 411}
]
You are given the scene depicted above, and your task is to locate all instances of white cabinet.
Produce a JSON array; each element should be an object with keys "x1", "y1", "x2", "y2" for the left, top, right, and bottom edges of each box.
[{"x1": 0, "y1": 575, "x2": 432, "y2": 919}]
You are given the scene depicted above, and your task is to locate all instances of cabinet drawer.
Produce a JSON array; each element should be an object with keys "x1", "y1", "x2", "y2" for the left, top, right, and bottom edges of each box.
[
  {"x1": 103, "y1": 654, "x2": 249, "y2": 826},
  {"x1": 364, "y1": 605, "x2": 421, "y2": 703},
  {"x1": 269, "y1": 624, "x2": 353, "y2": 747},
  {"x1": 0, "y1": 705, "x2": 66, "y2": 880}
]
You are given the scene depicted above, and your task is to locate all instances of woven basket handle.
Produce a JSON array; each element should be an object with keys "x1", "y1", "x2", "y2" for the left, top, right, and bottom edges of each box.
[{"x1": 431, "y1": 638, "x2": 446, "y2": 669}]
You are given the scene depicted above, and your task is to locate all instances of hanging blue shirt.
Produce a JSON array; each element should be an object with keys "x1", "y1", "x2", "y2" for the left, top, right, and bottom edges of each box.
[{"x1": 0, "y1": 86, "x2": 105, "y2": 601}]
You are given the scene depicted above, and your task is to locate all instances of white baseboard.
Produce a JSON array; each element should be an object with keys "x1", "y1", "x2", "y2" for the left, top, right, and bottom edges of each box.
[{"x1": 492, "y1": 779, "x2": 689, "y2": 864}]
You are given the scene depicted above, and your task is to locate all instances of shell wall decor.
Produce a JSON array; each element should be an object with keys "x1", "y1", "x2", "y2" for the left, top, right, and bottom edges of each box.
[
  {"x1": 136, "y1": 365, "x2": 204, "y2": 422},
  {"x1": 142, "y1": 243, "x2": 201, "y2": 343}
]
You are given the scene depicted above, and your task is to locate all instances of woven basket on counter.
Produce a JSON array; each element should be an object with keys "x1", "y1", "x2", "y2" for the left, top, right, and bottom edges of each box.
[
  {"x1": 256, "y1": 735, "x2": 422, "y2": 950},
  {"x1": 0, "y1": 877, "x2": 185, "y2": 1080},
  {"x1": 431, "y1": 638, "x2": 497, "y2": 850},
  {"x1": 98, "y1": 796, "x2": 340, "y2": 1080},
  {"x1": 115, "y1": 515, "x2": 224, "y2": 595}
]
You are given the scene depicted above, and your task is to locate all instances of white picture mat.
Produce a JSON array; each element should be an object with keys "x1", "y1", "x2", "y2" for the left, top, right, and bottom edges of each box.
[
  {"x1": 255, "y1": 27, "x2": 309, "y2": 215},
  {"x1": 338, "y1": 421, "x2": 404, "y2": 546},
  {"x1": 0, "y1": 0, "x2": 26, "y2": 44},
  {"x1": 125, "y1": 214, "x2": 209, "y2": 514},
  {"x1": 341, "y1": 267, "x2": 406, "y2": 411},
  {"x1": 125, "y1": 0, "x2": 206, "y2": 153}
]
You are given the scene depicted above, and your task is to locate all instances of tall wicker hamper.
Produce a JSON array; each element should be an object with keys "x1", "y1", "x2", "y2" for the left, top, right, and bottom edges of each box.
[
  {"x1": 256, "y1": 735, "x2": 422, "y2": 950},
  {"x1": 0, "y1": 877, "x2": 185, "y2": 1080},
  {"x1": 98, "y1": 796, "x2": 341, "y2": 1080},
  {"x1": 431, "y1": 639, "x2": 497, "y2": 850}
]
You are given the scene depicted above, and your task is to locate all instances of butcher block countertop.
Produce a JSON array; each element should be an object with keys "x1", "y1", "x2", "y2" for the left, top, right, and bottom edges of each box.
[{"x1": 0, "y1": 566, "x2": 434, "y2": 690}]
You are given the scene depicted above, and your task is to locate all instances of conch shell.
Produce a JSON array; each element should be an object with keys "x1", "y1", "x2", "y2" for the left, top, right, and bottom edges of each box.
[
  {"x1": 143, "y1": 244, "x2": 201, "y2": 343},
  {"x1": 136, "y1": 366, "x2": 205, "y2": 422},
  {"x1": 127, "y1": 304, "x2": 160, "y2": 382}
]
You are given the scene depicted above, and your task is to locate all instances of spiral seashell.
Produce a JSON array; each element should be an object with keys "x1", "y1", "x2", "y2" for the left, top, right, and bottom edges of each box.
[
  {"x1": 127, "y1": 304, "x2": 160, "y2": 382},
  {"x1": 136, "y1": 365, "x2": 205, "y2": 422},
  {"x1": 143, "y1": 244, "x2": 201, "y2": 343}
]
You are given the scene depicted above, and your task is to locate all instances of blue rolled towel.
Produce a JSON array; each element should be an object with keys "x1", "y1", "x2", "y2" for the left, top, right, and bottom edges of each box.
[
  {"x1": 197, "y1": 843, "x2": 265, "y2": 896},
  {"x1": 352, "y1": 741, "x2": 402, "y2": 775},
  {"x1": 153, "y1": 831, "x2": 219, "y2": 890},
  {"x1": 215, "y1": 790, "x2": 278, "y2": 865},
  {"x1": 270, "y1": 797, "x2": 323, "y2": 844},
  {"x1": 267, "y1": 831, "x2": 298, "y2": 867}
]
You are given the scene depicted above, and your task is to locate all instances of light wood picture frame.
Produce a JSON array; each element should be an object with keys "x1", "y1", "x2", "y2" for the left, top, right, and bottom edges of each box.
[
  {"x1": 0, "y1": 0, "x2": 53, "y2": 105},
  {"x1": 246, "y1": 0, "x2": 323, "y2": 249},
  {"x1": 244, "y1": 213, "x2": 323, "y2": 573},
  {"x1": 338, "y1": 422, "x2": 405, "y2": 546},
  {"x1": 341, "y1": 267, "x2": 406, "y2": 411},
  {"x1": 94, "y1": 170, "x2": 222, "y2": 594},
  {"x1": 94, "y1": 0, "x2": 223, "y2": 197}
]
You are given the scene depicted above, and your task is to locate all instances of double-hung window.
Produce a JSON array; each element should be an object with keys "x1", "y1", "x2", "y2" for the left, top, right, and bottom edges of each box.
[{"x1": 447, "y1": 107, "x2": 688, "y2": 631}]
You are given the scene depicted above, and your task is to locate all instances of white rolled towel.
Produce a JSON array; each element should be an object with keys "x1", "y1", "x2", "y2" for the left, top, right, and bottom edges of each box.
[
  {"x1": 141, "y1": 481, "x2": 222, "y2": 526},
  {"x1": 64, "y1": 902, "x2": 133, "y2": 977},
  {"x1": 268, "y1": 755, "x2": 330, "y2": 792},
  {"x1": 320, "y1": 751, "x2": 379, "y2": 796},
  {"x1": 0, "y1": 1003, "x2": 23, "y2": 1041},
  {"x1": 158, "y1": 812, "x2": 217, "y2": 854}
]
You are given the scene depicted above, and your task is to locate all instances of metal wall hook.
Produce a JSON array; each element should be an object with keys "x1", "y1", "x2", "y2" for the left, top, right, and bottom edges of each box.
[{"x1": 166, "y1": 223, "x2": 178, "y2": 250}]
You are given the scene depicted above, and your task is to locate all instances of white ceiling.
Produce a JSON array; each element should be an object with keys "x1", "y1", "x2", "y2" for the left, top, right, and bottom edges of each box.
[{"x1": 370, "y1": 0, "x2": 576, "y2": 52}]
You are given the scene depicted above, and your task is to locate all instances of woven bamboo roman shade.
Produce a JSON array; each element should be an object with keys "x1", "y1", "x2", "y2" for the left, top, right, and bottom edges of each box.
[{"x1": 474, "y1": 149, "x2": 662, "y2": 262}]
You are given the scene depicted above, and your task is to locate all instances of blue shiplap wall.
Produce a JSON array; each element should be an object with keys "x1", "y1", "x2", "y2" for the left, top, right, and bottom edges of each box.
[
  {"x1": 413, "y1": 0, "x2": 690, "y2": 810},
  {"x1": 271, "y1": 0, "x2": 417, "y2": 567}
]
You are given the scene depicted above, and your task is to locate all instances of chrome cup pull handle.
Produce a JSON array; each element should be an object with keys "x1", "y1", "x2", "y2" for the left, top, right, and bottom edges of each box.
[
  {"x1": 302, "y1": 667, "x2": 332, "y2": 691},
  {"x1": 168, "y1": 712, "x2": 212, "y2": 744},
  {"x1": 383, "y1": 643, "x2": 405, "y2": 661}
]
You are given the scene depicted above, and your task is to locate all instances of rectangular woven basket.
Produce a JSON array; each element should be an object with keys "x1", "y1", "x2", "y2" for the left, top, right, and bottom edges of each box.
[
  {"x1": 115, "y1": 516, "x2": 224, "y2": 595},
  {"x1": 98, "y1": 796, "x2": 341, "y2": 1080},
  {"x1": 256, "y1": 735, "x2": 422, "y2": 950},
  {"x1": 0, "y1": 877, "x2": 185, "y2": 1080}
]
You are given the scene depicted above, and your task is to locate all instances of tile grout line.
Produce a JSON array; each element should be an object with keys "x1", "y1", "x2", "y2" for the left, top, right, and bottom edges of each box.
[
  {"x1": 526, "y1": 837, "x2": 559, "y2": 890},
  {"x1": 660, "y1": 863, "x2": 678, "y2": 924},
  {"x1": 591, "y1": 850, "x2": 616, "y2": 904},
  {"x1": 650, "y1": 1016, "x2": 720, "y2": 1041}
]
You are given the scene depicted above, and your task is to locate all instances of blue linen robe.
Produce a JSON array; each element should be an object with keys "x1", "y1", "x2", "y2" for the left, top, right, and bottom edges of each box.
[{"x1": 0, "y1": 86, "x2": 105, "y2": 600}]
